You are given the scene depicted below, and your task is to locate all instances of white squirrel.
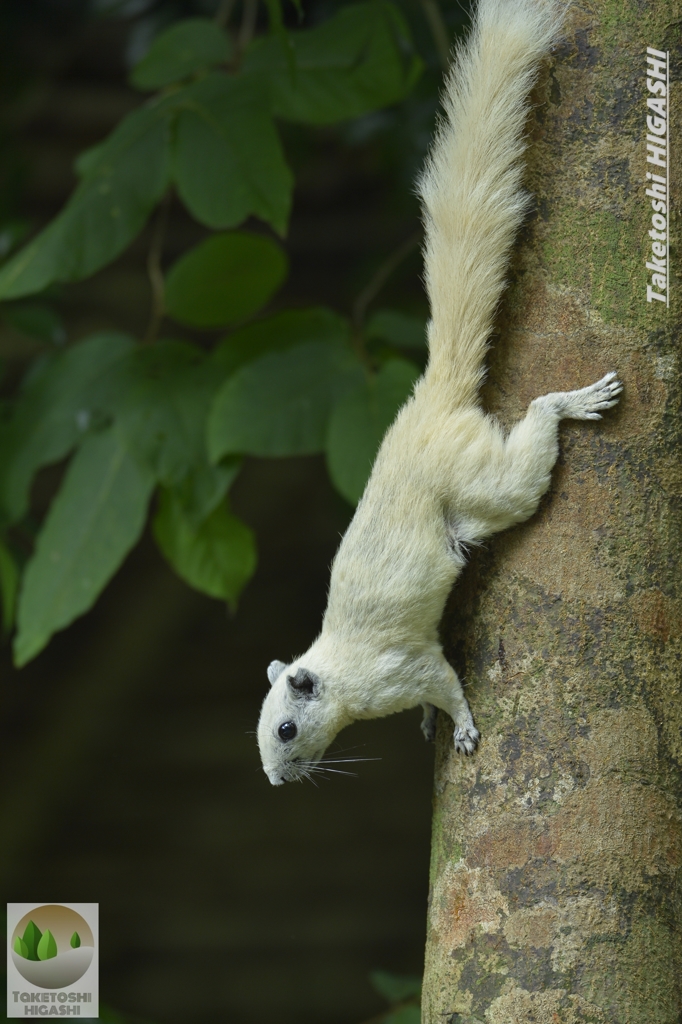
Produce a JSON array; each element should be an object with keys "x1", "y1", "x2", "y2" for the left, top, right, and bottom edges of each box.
[{"x1": 257, "y1": 0, "x2": 622, "y2": 785}]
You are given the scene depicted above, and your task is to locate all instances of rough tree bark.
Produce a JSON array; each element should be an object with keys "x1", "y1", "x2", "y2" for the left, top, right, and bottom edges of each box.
[{"x1": 422, "y1": 1, "x2": 681, "y2": 1022}]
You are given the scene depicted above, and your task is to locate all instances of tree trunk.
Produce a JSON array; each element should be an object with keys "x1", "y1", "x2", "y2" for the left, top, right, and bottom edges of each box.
[{"x1": 422, "y1": 2, "x2": 681, "y2": 1022}]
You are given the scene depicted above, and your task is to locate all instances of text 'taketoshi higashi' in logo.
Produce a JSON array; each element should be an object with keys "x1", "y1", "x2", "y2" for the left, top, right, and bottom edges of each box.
[{"x1": 6, "y1": 904, "x2": 98, "y2": 1017}]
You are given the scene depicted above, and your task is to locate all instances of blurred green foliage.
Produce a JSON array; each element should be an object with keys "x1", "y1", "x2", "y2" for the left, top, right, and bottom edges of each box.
[
  {"x1": 0, "y1": 0, "x2": 468, "y2": 665},
  {"x1": 367, "y1": 970, "x2": 422, "y2": 1024},
  {"x1": 1, "y1": 907, "x2": 417, "y2": 1022}
]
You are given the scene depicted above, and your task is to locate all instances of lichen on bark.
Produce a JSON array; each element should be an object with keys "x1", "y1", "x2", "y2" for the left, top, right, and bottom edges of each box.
[{"x1": 422, "y1": 2, "x2": 681, "y2": 1021}]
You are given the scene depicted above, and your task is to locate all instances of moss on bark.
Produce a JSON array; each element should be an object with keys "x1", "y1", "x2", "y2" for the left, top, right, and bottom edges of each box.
[{"x1": 422, "y1": 2, "x2": 681, "y2": 1021}]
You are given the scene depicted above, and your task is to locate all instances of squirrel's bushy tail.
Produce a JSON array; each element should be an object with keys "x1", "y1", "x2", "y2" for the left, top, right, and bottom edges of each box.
[{"x1": 418, "y1": 0, "x2": 565, "y2": 404}]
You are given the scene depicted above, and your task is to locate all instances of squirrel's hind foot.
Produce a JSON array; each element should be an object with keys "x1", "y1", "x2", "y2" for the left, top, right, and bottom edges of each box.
[
  {"x1": 567, "y1": 371, "x2": 623, "y2": 420},
  {"x1": 537, "y1": 371, "x2": 623, "y2": 422}
]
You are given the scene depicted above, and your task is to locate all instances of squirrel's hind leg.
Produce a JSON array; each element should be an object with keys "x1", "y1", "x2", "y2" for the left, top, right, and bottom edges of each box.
[
  {"x1": 501, "y1": 371, "x2": 623, "y2": 519},
  {"x1": 457, "y1": 372, "x2": 623, "y2": 541}
]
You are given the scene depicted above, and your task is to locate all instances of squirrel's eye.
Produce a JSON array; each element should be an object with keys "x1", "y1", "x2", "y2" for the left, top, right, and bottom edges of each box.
[{"x1": 278, "y1": 721, "x2": 297, "y2": 742}]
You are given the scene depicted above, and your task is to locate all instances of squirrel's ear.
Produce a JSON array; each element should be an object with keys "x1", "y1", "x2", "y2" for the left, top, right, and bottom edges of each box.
[
  {"x1": 287, "y1": 668, "x2": 321, "y2": 698},
  {"x1": 267, "y1": 660, "x2": 287, "y2": 686}
]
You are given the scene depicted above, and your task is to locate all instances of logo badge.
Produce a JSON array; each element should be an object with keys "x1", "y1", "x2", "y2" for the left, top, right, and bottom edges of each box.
[{"x1": 6, "y1": 904, "x2": 98, "y2": 1017}]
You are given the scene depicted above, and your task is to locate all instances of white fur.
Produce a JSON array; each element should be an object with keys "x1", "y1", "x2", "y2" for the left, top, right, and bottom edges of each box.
[{"x1": 258, "y1": 0, "x2": 621, "y2": 786}]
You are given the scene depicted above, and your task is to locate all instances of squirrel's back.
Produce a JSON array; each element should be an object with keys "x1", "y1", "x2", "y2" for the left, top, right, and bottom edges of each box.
[
  {"x1": 418, "y1": 0, "x2": 565, "y2": 406},
  {"x1": 323, "y1": 0, "x2": 568, "y2": 636}
]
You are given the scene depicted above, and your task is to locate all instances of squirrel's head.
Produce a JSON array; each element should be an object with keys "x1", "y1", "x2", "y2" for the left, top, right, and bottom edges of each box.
[{"x1": 257, "y1": 660, "x2": 339, "y2": 785}]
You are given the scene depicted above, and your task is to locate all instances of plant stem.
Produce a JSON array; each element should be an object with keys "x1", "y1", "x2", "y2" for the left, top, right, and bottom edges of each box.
[
  {"x1": 215, "y1": 0, "x2": 238, "y2": 28},
  {"x1": 420, "y1": 0, "x2": 451, "y2": 70},
  {"x1": 352, "y1": 229, "x2": 421, "y2": 334},
  {"x1": 238, "y1": 0, "x2": 259, "y2": 53},
  {"x1": 143, "y1": 194, "x2": 170, "y2": 345}
]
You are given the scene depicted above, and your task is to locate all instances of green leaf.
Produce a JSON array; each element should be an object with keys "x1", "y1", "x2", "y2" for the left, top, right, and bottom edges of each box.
[
  {"x1": 0, "y1": 104, "x2": 172, "y2": 300},
  {"x1": 21, "y1": 920, "x2": 42, "y2": 961},
  {"x1": 130, "y1": 19, "x2": 232, "y2": 90},
  {"x1": 165, "y1": 232, "x2": 287, "y2": 329},
  {"x1": 262, "y1": 0, "x2": 297, "y2": 78},
  {"x1": 172, "y1": 459, "x2": 241, "y2": 528},
  {"x1": 153, "y1": 489, "x2": 256, "y2": 605},
  {"x1": 1, "y1": 302, "x2": 66, "y2": 345},
  {"x1": 244, "y1": 0, "x2": 423, "y2": 125},
  {"x1": 13, "y1": 936, "x2": 29, "y2": 959},
  {"x1": 0, "y1": 539, "x2": 19, "y2": 632},
  {"x1": 0, "y1": 220, "x2": 30, "y2": 260},
  {"x1": 326, "y1": 357, "x2": 419, "y2": 504},
  {"x1": 208, "y1": 339, "x2": 364, "y2": 460},
  {"x1": 370, "y1": 971, "x2": 422, "y2": 1004},
  {"x1": 0, "y1": 65, "x2": 292, "y2": 297},
  {"x1": 37, "y1": 929, "x2": 58, "y2": 961},
  {"x1": 209, "y1": 307, "x2": 350, "y2": 378},
  {"x1": 0, "y1": 331, "x2": 134, "y2": 524},
  {"x1": 14, "y1": 429, "x2": 155, "y2": 666},
  {"x1": 366, "y1": 309, "x2": 426, "y2": 349},
  {"x1": 172, "y1": 72, "x2": 292, "y2": 236},
  {"x1": 384, "y1": 1007, "x2": 421, "y2": 1024},
  {"x1": 70, "y1": 932, "x2": 81, "y2": 949},
  {"x1": 93, "y1": 340, "x2": 217, "y2": 488}
]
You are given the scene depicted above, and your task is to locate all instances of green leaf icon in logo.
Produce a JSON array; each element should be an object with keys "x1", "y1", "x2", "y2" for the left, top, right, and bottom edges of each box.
[
  {"x1": 22, "y1": 920, "x2": 42, "y2": 961},
  {"x1": 70, "y1": 932, "x2": 81, "y2": 949},
  {"x1": 13, "y1": 936, "x2": 29, "y2": 958},
  {"x1": 37, "y1": 929, "x2": 58, "y2": 961}
]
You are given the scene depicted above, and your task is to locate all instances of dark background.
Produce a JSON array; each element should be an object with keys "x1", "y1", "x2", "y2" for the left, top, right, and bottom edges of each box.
[{"x1": 0, "y1": 1, "x2": 467, "y2": 1021}]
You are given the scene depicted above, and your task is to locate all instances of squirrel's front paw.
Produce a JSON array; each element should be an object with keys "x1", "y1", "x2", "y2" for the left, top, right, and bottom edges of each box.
[{"x1": 454, "y1": 722, "x2": 480, "y2": 755}]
